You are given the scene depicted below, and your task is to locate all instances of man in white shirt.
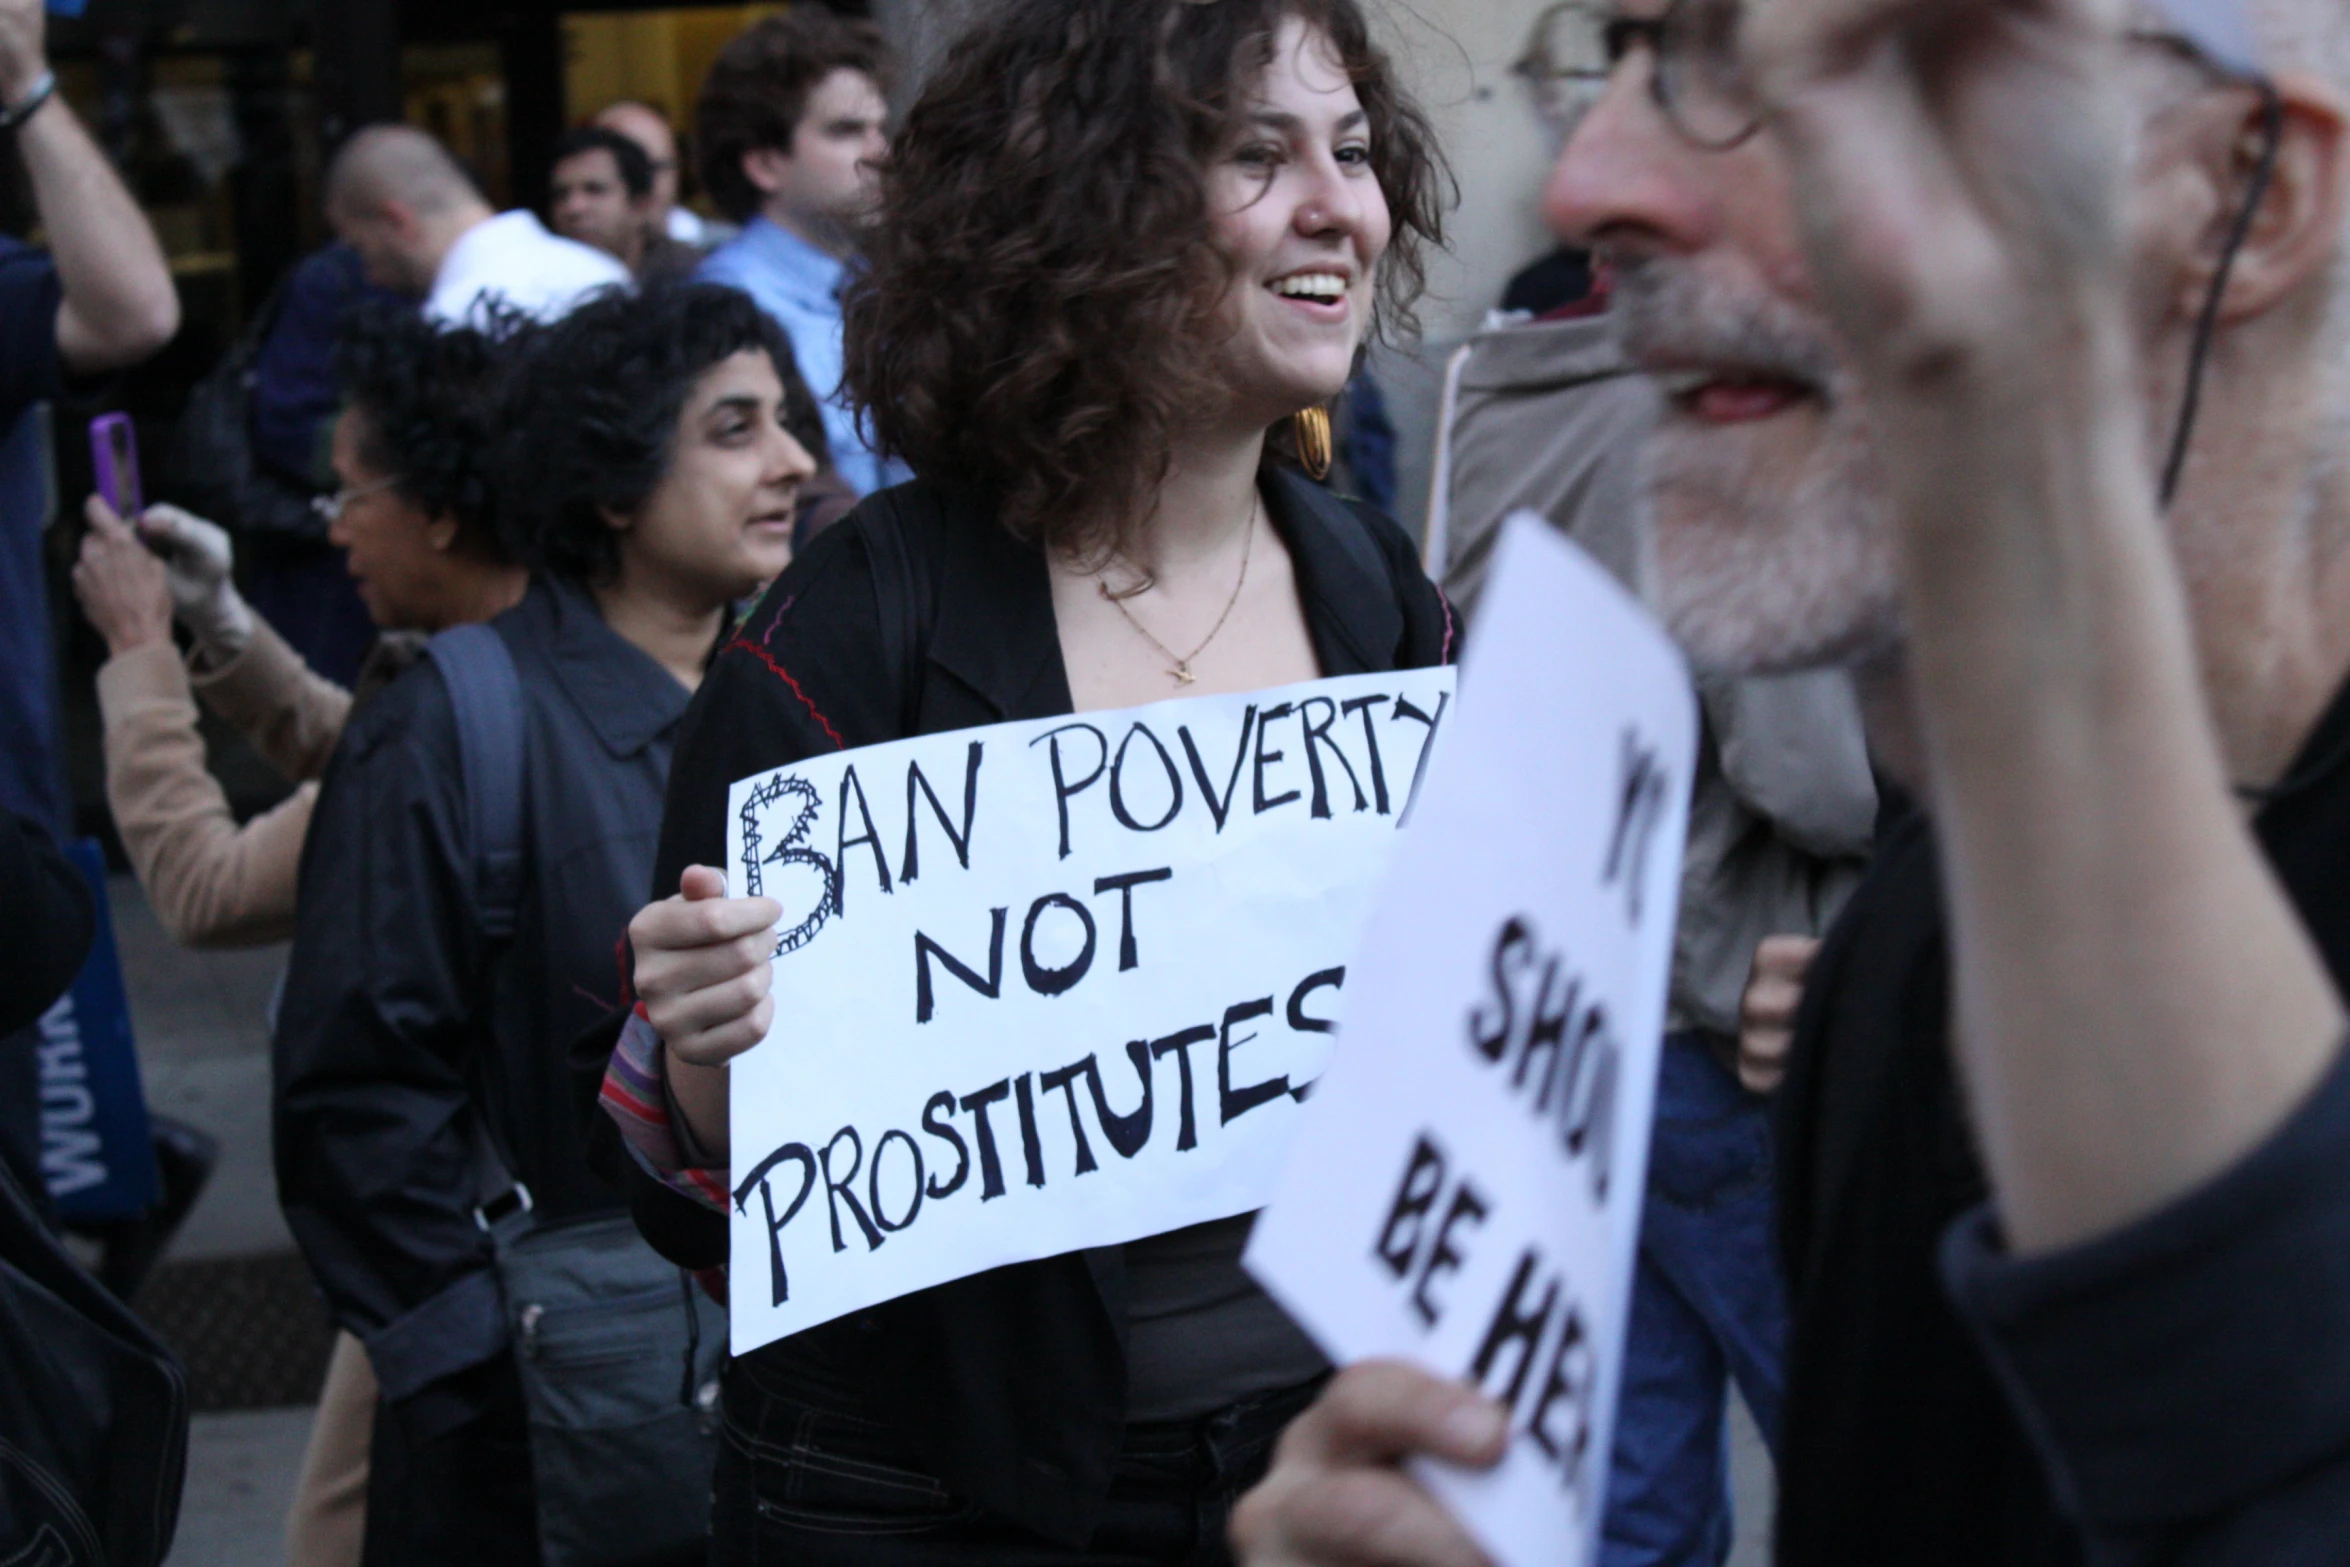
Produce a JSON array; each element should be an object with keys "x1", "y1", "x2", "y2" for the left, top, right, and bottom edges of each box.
[{"x1": 325, "y1": 124, "x2": 626, "y2": 327}]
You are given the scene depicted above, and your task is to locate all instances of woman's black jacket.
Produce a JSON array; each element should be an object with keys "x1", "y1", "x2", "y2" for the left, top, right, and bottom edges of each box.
[
  {"x1": 602, "y1": 471, "x2": 1452, "y2": 1545},
  {"x1": 277, "y1": 576, "x2": 693, "y2": 1423}
]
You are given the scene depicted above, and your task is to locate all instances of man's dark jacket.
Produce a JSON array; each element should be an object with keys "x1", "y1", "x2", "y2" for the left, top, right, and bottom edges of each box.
[
  {"x1": 595, "y1": 471, "x2": 1451, "y2": 1547},
  {"x1": 1774, "y1": 675, "x2": 2350, "y2": 1563},
  {"x1": 276, "y1": 576, "x2": 690, "y2": 1409}
]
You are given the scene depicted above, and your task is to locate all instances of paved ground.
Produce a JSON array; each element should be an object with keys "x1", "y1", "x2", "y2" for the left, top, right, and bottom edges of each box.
[
  {"x1": 105, "y1": 876, "x2": 306, "y2": 1565},
  {"x1": 1730, "y1": 1395, "x2": 1773, "y2": 1565},
  {"x1": 110, "y1": 872, "x2": 1774, "y2": 1564},
  {"x1": 169, "y1": 1408, "x2": 311, "y2": 1567},
  {"x1": 113, "y1": 877, "x2": 290, "y2": 1261}
]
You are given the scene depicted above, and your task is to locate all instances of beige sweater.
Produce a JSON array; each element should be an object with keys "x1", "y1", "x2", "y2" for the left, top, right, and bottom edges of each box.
[{"x1": 95, "y1": 621, "x2": 353, "y2": 949}]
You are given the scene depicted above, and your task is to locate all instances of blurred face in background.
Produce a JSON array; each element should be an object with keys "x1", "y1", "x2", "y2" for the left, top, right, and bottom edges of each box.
[
  {"x1": 1205, "y1": 17, "x2": 1393, "y2": 432},
  {"x1": 551, "y1": 147, "x2": 647, "y2": 269},
  {"x1": 1516, "y1": 1, "x2": 1612, "y2": 153},
  {"x1": 741, "y1": 68, "x2": 889, "y2": 247},
  {"x1": 595, "y1": 102, "x2": 684, "y2": 215},
  {"x1": 328, "y1": 407, "x2": 471, "y2": 630},
  {"x1": 604, "y1": 349, "x2": 817, "y2": 610}
]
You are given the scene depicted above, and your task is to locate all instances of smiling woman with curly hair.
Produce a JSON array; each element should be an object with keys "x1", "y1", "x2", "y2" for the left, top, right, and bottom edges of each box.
[
  {"x1": 843, "y1": 0, "x2": 1442, "y2": 562},
  {"x1": 597, "y1": 3, "x2": 1456, "y2": 1561}
]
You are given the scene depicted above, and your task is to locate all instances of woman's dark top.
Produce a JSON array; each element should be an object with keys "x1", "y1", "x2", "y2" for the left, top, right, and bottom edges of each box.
[
  {"x1": 613, "y1": 471, "x2": 1451, "y2": 1545},
  {"x1": 276, "y1": 575, "x2": 694, "y2": 1421}
]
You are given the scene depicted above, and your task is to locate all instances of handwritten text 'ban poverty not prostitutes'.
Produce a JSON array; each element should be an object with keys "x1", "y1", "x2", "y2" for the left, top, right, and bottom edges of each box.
[{"x1": 722, "y1": 666, "x2": 1457, "y2": 1354}]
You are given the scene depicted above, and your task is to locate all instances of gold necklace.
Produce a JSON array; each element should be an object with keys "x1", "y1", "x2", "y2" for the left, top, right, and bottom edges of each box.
[{"x1": 1098, "y1": 491, "x2": 1258, "y2": 687}]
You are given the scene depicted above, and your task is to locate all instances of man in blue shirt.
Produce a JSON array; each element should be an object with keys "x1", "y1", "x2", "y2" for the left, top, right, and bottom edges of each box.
[{"x1": 694, "y1": 9, "x2": 908, "y2": 498}]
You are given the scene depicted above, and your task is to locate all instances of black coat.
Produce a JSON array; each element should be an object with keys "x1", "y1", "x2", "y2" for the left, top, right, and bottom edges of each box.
[
  {"x1": 276, "y1": 576, "x2": 693, "y2": 1409},
  {"x1": 603, "y1": 471, "x2": 1452, "y2": 1546},
  {"x1": 0, "y1": 813, "x2": 94, "y2": 1203},
  {"x1": 0, "y1": 812, "x2": 92, "y2": 1038},
  {"x1": 1774, "y1": 673, "x2": 2350, "y2": 1564}
]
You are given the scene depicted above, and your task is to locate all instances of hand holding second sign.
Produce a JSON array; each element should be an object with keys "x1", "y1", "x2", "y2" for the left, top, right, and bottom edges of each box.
[
  {"x1": 630, "y1": 864, "x2": 782, "y2": 1157},
  {"x1": 1229, "y1": 1361, "x2": 1506, "y2": 1567}
]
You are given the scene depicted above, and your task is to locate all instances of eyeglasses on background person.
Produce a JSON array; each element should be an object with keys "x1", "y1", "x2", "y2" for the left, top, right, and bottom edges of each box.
[
  {"x1": 310, "y1": 473, "x2": 402, "y2": 527},
  {"x1": 1513, "y1": 0, "x2": 1756, "y2": 150},
  {"x1": 1521, "y1": 0, "x2": 2264, "y2": 158}
]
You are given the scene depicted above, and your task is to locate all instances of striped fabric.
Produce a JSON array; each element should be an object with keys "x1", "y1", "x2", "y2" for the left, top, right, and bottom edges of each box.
[{"x1": 598, "y1": 1005, "x2": 731, "y2": 1215}]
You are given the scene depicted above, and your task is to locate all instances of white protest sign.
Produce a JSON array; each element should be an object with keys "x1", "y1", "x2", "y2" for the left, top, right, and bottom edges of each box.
[
  {"x1": 723, "y1": 666, "x2": 1458, "y2": 1355},
  {"x1": 1247, "y1": 515, "x2": 1696, "y2": 1567}
]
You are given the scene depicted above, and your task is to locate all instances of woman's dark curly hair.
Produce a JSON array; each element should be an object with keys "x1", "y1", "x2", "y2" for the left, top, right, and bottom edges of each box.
[
  {"x1": 841, "y1": 0, "x2": 1448, "y2": 561},
  {"x1": 336, "y1": 306, "x2": 518, "y2": 561},
  {"x1": 497, "y1": 281, "x2": 822, "y2": 584}
]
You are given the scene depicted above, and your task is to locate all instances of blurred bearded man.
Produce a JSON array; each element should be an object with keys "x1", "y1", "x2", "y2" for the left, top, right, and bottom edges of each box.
[{"x1": 1231, "y1": 0, "x2": 2350, "y2": 1561}]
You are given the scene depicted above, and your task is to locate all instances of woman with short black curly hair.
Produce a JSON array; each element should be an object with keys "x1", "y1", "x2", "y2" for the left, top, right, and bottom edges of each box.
[
  {"x1": 277, "y1": 283, "x2": 819, "y2": 1564},
  {"x1": 322, "y1": 304, "x2": 525, "y2": 627},
  {"x1": 604, "y1": 2, "x2": 1455, "y2": 1560},
  {"x1": 499, "y1": 282, "x2": 834, "y2": 582}
]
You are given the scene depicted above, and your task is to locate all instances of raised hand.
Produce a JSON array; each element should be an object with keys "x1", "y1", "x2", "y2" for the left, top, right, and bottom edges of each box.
[
  {"x1": 1738, "y1": 933, "x2": 1817, "y2": 1094},
  {"x1": 630, "y1": 865, "x2": 783, "y2": 1070},
  {"x1": 72, "y1": 496, "x2": 172, "y2": 658},
  {"x1": 629, "y1": 864, "x2": 783, "y2": 1159},
  {"x1": 1741, "y1": 0, "x2": 2139, "y2": 429},
  {"x1": 0, "y1": 0, "x2": 46, "y2": 106},
  {"x1": 1741, "y1": 0, "x2": 2346, "y2": 1256},
  {"x1": 137, "y1": 503, "x2": 255, "y2": 660}
]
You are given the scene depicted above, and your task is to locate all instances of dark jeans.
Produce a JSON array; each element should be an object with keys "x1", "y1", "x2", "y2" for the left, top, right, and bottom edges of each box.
[
  {"x1": 710, "y1": 1357, "x2": 1325, "y2": 1566},
  {"x1": 1600, "y1": 1032, "x2": 1787, "y2": 1567}
]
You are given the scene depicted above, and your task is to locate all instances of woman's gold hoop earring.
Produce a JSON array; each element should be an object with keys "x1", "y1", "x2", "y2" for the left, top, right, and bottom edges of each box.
[{"x1": 1294, "y1": 405, "x2": 1333, "y2": 481}]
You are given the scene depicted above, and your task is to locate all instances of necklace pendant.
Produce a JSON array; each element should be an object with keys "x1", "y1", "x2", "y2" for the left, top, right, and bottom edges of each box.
[{"x1": 1173, "y1": 663, "x2": 1197, "y2": 686}]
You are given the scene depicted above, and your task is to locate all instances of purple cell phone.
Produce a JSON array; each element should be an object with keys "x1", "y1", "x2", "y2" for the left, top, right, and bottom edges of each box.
[{"x1": 90, "y1": 413, "x2": 142, "y2": 518}]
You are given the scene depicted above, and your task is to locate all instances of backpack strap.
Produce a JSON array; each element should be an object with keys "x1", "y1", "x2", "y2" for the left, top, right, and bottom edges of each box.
[
  {"x1": 423, "y1": 622, "x2": 534, "y2": 1223},
  {"x1": 425, "y1": 622, "x2": 528, "y2": 942},
  {"x1": 855, "y1": 488, "x2": 935, "y2": 733}
]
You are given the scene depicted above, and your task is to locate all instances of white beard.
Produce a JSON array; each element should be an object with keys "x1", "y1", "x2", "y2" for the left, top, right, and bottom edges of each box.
[
  {"x1": 1644, "y1": 401, "x2": 1904, "y2": 676},
  {"x1": 1614, "y1": 257, "x2": 1905, "y2": 678}
]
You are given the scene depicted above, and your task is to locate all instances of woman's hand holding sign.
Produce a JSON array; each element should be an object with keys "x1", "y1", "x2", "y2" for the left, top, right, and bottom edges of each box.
[{"x1": 630, "y1": 864, "x2": 782, "y2": 1157}]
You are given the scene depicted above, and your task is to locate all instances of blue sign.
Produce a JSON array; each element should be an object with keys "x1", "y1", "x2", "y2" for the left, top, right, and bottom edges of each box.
[{"x1": 37, "y1": 841, "x2": 158, "y2": 1220}]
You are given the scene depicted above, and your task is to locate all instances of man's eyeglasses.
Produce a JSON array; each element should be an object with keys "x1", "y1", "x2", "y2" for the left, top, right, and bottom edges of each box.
[
  {"x1": 311, "y1": 474, "x2": 402, "y2": 526},
  {"x1": 1515, "y1": 0, "x2": 1757, "y2": 150},
  {"x1": 1516, "y1": 0, "x2": 2246, "y2": 154}
]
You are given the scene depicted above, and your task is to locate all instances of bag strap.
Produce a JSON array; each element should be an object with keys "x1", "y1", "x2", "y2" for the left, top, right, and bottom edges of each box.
[
  {"x1": 856, "y1": 488, "x2": 934, "y2": 733},
  {"x1": 425, "y1": 622, "x2": 529, "y2": 942},
  {"x1": 424, "y1": 622, "x2": 536, "y2": 1227}
]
